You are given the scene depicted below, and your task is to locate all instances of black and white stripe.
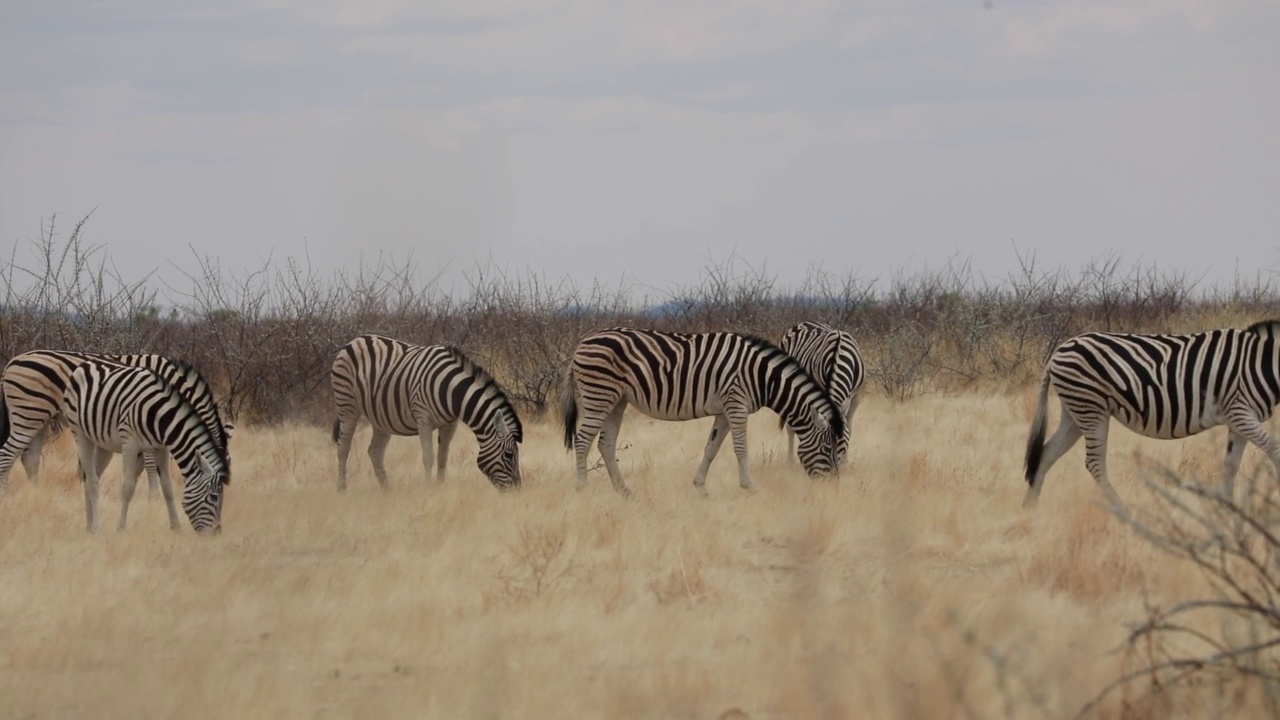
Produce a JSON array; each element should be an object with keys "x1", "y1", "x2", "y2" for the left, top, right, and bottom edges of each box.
[
  {"x1": 778, "y1": 321, "x2": 865, "y2": 465},
  {"x1": 1024, "y1": 320, "x2": 1280, "y2": 507},
  {"x1": 59, "y1": 360, "x2": 230, "y2": 533},
  {"x1": 0, "y1": 350, "x2": 232, "y2": 492},
  {"x1": 561, "y1": 327, "x2": 844, "y2": 496},
  {"x1": 330, "y1": 335, "x2": 523, "y2": 491}
]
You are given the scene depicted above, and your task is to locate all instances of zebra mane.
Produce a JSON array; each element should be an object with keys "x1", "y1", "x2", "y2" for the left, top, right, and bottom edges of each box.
[
  {"x1": 1245, "y1": 319, "x2": 1280, "y2": 339},
  {"x1": 146, "y1": 367, "x2": 230, "y2": 472},
  {"x1": 141, "y1": 355, "x2": 230, "y2": 450},
  {"x1": 442, "y1": 345, "x2": 524, "y2": 442}
]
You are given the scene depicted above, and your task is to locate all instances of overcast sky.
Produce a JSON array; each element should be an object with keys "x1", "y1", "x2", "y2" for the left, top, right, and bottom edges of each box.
[{"x1": 2, "y1": 1, "x2": 1278, "y2": 300}]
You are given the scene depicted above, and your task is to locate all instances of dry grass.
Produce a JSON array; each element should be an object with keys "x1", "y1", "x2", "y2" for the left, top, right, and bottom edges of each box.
[{"x1": 0, "y1": 392, "x2": 1275, "y2": 718}]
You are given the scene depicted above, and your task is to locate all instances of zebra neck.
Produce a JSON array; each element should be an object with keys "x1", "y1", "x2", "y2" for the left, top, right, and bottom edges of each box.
[
  {"x1": 455, "y1": 397, "x2": 509, "y2": 437},
  {"x1": 759, "y1": 358, "x2": 811, "y2": 428},
  {"x1": 170, "y1": 443, "x2": 211, "y2": 482}
]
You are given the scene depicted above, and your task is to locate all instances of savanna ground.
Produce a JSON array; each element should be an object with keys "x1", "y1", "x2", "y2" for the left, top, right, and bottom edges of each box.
[{"x1": 2, "y1": 390, "x2": 1275, "y2": 719}]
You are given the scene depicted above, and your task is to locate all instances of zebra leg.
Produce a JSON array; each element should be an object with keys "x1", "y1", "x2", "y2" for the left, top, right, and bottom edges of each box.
[
  {"x1": 840, "y1": 395, "x2": 861, "y2": 467},
  {"x1": 1082, "y1": 421, "x2": 1122, "y2": 508},
  {"x1": 596, "y1": 402, "x2": 630, "y2": 497},
  {"x1": 85, "y1": 445, "x2": 119, "y2": 495},
  {"x1": 367, "y1": 428, "x2": 392, "y2": 489},
  {"x1": 76, "y1": 438, "x2": 103, "y2": 533},
  {"x1": 437, "y1": 421, "x2": 458, "y2": 480},
  {"x1": 417, "y1": 426, "x2": 438, "y2": 482},
  {"x1": 1222, "y1": 429, "x2": 1247, "y2": 501},
  {"x1": 335, "y1": 418, "x2": 355, "y2": 492},
  {"x1": 1022, "y1": 406, "x2": 1084, "y2": 508},
  {"x1": 20, "y1": 426, "x2": 47, "y2": 482},
  {"x1": 692, "y1": 415, "x2": 731, "y2": 494},
  {"x1": 150, "y1": 448, "x2": 181, "y2": 530},
  {"x1": 143, "y1": 451, "x2": 161, "y2": 498},
  {"x1": 1224, "y1": 414, "x2": 1280, "y2": 495},
  {"x1": 118, "y1": 444, "x2": 143, "y2": 532},
  {"x1": 0, "y1": 441, "x2": 30, "y2": 488},
  {"x1": 727, "y1": 409, "x2": 753, "y2": 491},
  {"x1": 0, "y1": 423, "x2": 48, "y2": 487},
  {"x1": 572, "y1": 397, "x2": 618, "y2": 490}
]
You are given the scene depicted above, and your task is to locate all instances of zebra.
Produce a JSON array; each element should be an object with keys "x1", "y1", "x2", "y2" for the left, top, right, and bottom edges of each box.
[
  {"x1": 0, "y1": 350, "x2": 232, "y2": 493},
  {"x1": 561, "y1": 327, "x2": 844, "y2": 497},
  {"x1": 58, "y1": 359, "x2": 230, "y2": 533},
  {"x1": 330, "y1": 335, "x2": 523, "y2": 491},
  {"x1": 778, "y1": 320, "x2": 866, "y2": 465},
  {"x1": 1023, "y1": 320, "x2": 1280, "y2": 508}
]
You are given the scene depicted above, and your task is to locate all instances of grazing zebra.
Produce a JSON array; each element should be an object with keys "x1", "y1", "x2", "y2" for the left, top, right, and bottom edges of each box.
[
  {"x1": 1024, "y1": 320, "x2": 1280, "y2": 508},
  {"x1": 561, "y1": 327, "x2": 844, "y2": 496},
  {"x1": 331, "y1": 335, "x2": 523, "y2": 491},
  {"x1": 59, "y1": 360, "x2": 230, "y2": 533},
  {"x1": 778, "y1": 320, "x2": 866, "y2": 465},
  {"x1": 0, "y1": 350, "x2": 232, "y2": 493}
]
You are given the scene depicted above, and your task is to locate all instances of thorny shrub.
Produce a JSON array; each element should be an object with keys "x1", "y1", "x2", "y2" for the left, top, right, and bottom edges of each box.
[{"x1": 2, "y1": 212, "x2": 1278, "y2": 422}]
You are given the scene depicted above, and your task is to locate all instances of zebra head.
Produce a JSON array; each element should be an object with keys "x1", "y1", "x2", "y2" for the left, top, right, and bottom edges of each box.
[
  {"x1": 476, "y1": 414, "x2": 522, "y2": 490},
  {"x1": 183, "y1": 451, "x2": 229, "y2": 534},
  {"x1": 794, "y1": 404, "x2": 841, "y2": 479}
]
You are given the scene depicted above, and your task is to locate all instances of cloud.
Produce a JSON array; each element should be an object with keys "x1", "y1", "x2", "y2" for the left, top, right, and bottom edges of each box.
[{"x1": 1, "y1": 0, "x2": 1277, "y2": 295}]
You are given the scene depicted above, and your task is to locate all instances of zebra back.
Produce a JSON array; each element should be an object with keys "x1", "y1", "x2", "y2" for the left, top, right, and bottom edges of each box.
[{"x1": 1246, "y1": 318, "x2": 1280, "y2": 340}]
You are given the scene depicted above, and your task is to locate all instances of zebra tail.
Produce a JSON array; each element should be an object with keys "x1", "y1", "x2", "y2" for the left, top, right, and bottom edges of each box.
[
  {"x1": 331, "y1": 416, "x2": 341, "y2": 444},
  {"x1": 561, "y1": 368, "x2": 578, "y2": 451},
  {"x1": 1024, "y1": 371, "x2": 1052, "y2": 487}
]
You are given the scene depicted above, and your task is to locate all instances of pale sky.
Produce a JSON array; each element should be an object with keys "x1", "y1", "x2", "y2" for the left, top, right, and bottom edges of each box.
[{"x1": 2, "y1": 1, "x2": 1278, "y2": 299}]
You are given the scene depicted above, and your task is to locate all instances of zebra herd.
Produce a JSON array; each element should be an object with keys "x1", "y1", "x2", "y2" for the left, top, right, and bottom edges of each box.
[{"x1": 2, "y1": 319, "x2": 1280, "y2": 534}]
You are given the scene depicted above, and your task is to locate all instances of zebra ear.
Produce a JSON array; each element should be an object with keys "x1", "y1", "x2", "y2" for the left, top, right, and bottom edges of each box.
[
  {"x1": 223, "y1": 423, "x2": 235, "y2": 441},
  {"x1": 494, "y1": 415, "x2": 511, "y2": 439},
  {"x1": 808, "y1": 404, "x2": 830, "y2": 432},
  {"x1": 197, "y1": 452, "x2": 216, "y2": 476}
]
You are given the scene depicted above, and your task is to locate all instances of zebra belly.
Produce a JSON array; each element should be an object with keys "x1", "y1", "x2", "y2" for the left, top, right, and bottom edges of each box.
[
  {"x1": 1110, "y1": 405, "x2": 1224, "y2": 440},
  {"x1": 358, "y1": 398, "x2": 447, "y2": 436},
  {"x1": 76, "y1": 427, "x2": 140, "y2": 454},
  {"x1": 624, "y1": 393, "x2": 727, "y2": 422}
]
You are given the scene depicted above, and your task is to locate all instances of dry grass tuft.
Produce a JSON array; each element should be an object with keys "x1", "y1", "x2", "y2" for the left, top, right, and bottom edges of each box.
[{"x1": 1, "y1": 392, "x2": 1276, "y2": 717}]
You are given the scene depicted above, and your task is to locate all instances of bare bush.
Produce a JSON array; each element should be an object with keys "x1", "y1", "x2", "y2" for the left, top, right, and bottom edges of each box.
[
  {"x1": 495, "y1": 523, "x2": 572, "y2": 601},
  {"x1": 1078, "y1": 466, "x2": 1280, "y2": 717},
  {"x1": 869, "y1": 321, "x2": 934, "y2": 401},
  {"x1": 3, "y1": 212, "x2": 1278, "y2": 423},
  {"x1": 457, "y1": 263, "x2": 632, "y2": 418},
  {"x1": 1, "y1": 211, "x2": 160, "y2": 359}
]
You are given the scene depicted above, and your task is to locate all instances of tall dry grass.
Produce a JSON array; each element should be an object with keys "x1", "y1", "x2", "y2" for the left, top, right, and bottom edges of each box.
[{"x1": 1, "y1": 392, "x2": 1273, "y2": 718}]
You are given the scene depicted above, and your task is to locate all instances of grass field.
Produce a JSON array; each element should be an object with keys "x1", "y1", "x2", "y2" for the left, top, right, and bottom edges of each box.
[{"x1": 0, "y1": 391, "x2": 1273, "y2": 718}]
